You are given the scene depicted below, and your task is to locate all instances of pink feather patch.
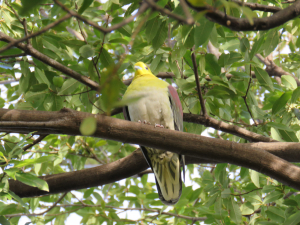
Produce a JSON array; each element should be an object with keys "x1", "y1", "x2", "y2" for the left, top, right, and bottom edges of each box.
[{"x1": 168, "y1": 85, "x2": 183, "y2": 116}]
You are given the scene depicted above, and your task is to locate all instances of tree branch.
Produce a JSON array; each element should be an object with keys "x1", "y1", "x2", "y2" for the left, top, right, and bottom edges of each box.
[
  {"x1": 0, "y1": 14, "x2": 72, "y2": 54},
  {"x1": 0, "y1": 32, "x2": 100, "y2": 91},
  {"x1": 1, "y1": 108, "x2": 300, "y2": 197},
  {"x1": 191, "y1": 48, "x2": 207, "y2": 116},
  {"x1": 231, "y1": 0, "x2": 282, "y2": 13},
  {"x1": 183, "y1": 113, "x2": 275, "y2": 142},
  {"x1": 188, "y1": 0, "x2": 300, "y2": 31},
  {"x1": 110, "y1": 107, "x2": 274, "y2": 142},
  {"x1": 22, "y1": 135, "x2": 48, "y2": 151},
  {"x1": 6, "y1": 192, "x2": 67, "y2": 218}
]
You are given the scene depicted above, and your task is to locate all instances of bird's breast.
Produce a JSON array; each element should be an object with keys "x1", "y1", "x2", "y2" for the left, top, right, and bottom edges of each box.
[{"x1": 126, "y1": 88, "x2": 174, "y2": 130}]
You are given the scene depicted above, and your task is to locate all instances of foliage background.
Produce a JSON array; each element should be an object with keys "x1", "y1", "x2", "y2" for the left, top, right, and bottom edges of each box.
[{"x1": 1, "y1": 0, "x2": 300, "y2": 224}]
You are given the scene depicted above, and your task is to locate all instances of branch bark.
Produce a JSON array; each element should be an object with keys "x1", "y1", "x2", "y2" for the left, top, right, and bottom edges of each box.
[
  {"x1": 188, "y1": 0, "x2": 300, "y2": 31},
  {"x1": 1, "y1": 108, "x2": 300, "y2": 197},
  {"x1": 231, "y1": 0, "x2": 282, "y2": 13}
]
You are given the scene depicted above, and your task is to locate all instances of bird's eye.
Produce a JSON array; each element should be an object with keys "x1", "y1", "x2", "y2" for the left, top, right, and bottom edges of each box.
[{"x1": 145, "y1": 67, "x2": 148, "y2": 70}]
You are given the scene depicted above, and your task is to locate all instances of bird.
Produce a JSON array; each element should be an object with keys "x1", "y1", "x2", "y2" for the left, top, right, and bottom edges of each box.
[{"x1": 122, "y1": 61, "x2": 185, "y2": 205}]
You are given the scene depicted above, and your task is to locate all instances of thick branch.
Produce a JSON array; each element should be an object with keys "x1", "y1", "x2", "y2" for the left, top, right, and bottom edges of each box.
[
  {"x1": 188, "y1": 0, "x2": 300, "y2": 31},
  {"x1": 0, "y1": 32, "x2": 100, "y2": 91},
  {"x1": 183, "y1": 113, "x2": 275, "y2": 142},
  {"x1": 111, "y1": 108, "x2": 274, "y2": 142},
  {"x1": 231, "y1": 0, "x2": 282, "y2": 13},
  {"x1": 1, "y1": 108, "x2": 300, "y2": 198}
]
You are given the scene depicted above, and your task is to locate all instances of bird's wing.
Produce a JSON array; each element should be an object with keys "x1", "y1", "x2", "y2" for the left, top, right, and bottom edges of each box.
[
  {"x1": 123, "y1": 106, "x2": 131, "y2": 121},
  {"x1": 168, "y1": 85, "x2": 185, "y2": 181},
  {"x1": 168, "y1": 85, "x2": 183, "y2": 131}
]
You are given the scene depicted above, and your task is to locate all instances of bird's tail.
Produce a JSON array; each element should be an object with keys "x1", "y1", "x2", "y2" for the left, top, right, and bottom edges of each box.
[{"x1": 141, "y1": 147, "x2": 182, "y2": 205}]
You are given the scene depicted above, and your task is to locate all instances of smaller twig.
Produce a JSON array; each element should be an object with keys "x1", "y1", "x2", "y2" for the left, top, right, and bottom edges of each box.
[
  {"x1": 23, "y1": 135, "x2": 48, "y2": 151},
  {"x1": 231, "y1": 0, "x2": 282, "y2": 13},
  {"x1": 0, "y1": 14, "x2": 72, "y2": 54},
  {"x1": 190, "y1": 48, "x2": 207, "y2": 116},
  {"x1": 6, "y1": 192, "x2": 67, "y2": 218},
  {"x1": 87, "y1": 87, "x2": 104, "y2": 113},
  {"x1": 80, "y1": 140, "x2": 105, "y2": 164},
  {"x1": 134, "y1": 169, "x2": 153, "y2": 177},
  {"x1": 175, "y1": 60, "x2": 184, "y2": 78},
  {"x1": 0, "y1": 53, "x2": 26, "y2": 60},
  {"x1": 22, "y1": 18, "x2": 30, "y2": 45},
  {"x1": 281, "y1": 0, "x2": 295, "y2": 3},
  {"x1": 231, "y1": 187, "x2": 262, "y2": 196},
  {"x1": 210, "y1": 113, "x2": 253, "y2": 127},
  {"x1": 95, "y1": 14, "x2": 109, "y2": 65},
  {"x1": 58, "y1": 88, "x2": 93, "y2": 97},
  {"x1": 242, "y1": 65, "x2": 258, "y2": 126},
  {"x1": 75, "y1": 10, "x2": 101, "y2": 84},
  {"x1": 71, "y1": 192, "x2": 87, "y2": 205}
]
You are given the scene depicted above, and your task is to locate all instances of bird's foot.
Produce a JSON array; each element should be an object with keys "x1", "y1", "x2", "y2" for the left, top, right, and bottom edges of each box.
[
  {"x1": 138, "y1": 120, "x2": 151, "y2": 125},
  {"x1": 155, "y1": 124, "x2": 164, "y2": 128}
]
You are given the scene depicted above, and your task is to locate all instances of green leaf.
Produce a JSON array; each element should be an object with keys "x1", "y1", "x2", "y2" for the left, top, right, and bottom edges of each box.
[
  {"x1": 264, "y1": 30, "x2": 279, "y2": 57},
  {"x1": 199, "y1": 54, "x2": 205, "y2": 75},
  {"x1": 52, "y1": 95, "x2": 63, "y2": 111},
  {"x1": 263, "y1": 191, "x2": 284, "y2": 204},
  {"x1": 0, "y1": 216, "x2": 10, "y2": 225},
  {"x1": 267, "y1": 122, "x2": 293, "y2": 132},
  {"x1": 145, "y1": 17, "x2": 162, "y2": 43},
  {"x1": 78, "y1": 0, "x2": 93, "y2": 14},
  {"x1": 58, "y1": 79, "x2": 79, "y2": 95},
  {"x1": 150, "y1": 54, "x2": 162, "y2": 72},
  {"x1": 205, "y1": 54, "x2": 221, "y2": 76},
  {"x1": 15, "y1": 173, "x2": 49, "y2": 192},
  {"x1": 35, "y1": 68, "x2": 50, "y2": 87},
  {"x1": 152, "y1": 21, "x2": 168, "y2": 51},
  {"x1": 20, "y1": 0, "x2": 46, "y2": 15},
  {"x1": 229, "y1": 196, "x2": 242, "y2": 224},
  {"x1": 266, "y1": 207, "x2": 285, "y2": 223},
  {"x1": 25, "y1": 91, "x2": 46, "y2": 108},
  {"x1": 281, "y1": 75, "x2": 297, "y2": 90},
  {"x1": 79, "y1": 45, "x2": 95, "y2": 58},
  {"x1": 194, "y1": 16, "x2": 214, "y2": 47},
  {"x1": 80, "y1": 117, "x2": 97, "y2": 136},
  {"x1": 4, "y1": 168, "x2": 18, "y2": 180},
  {"x1": 11, "y1": 156, "x2": 56, "y2": 168},
  {"x1": 249, "y1": 169, "x2": 260, "y2": 188},
  {"x1": 253, "y1": 67, "x2": 274, "y2": 92},
  {"x1": 272, "y1": 92, "x2": 292, "y2": 115},
  {"x1": 249, "y1": 36, "x2": 264, "y2": 59},
  {"x1": 99, "y1": 48, "x2": 114, "y2": 67},
  {"x1": 240, "y1": 37, "x2": 250, "y2": 52},
  {"x1": 278, "y1": 129, "x2": 299, "y2": 142},
  {"x1": 30, "y1": 84, "x2": 48, "y2": 92},
  {"x1": 284, "y1": 211, "x2": 300, "y2": 225},
  {"x1": 109, "y1": 38, "x2": 129, "y2": 45},
  {"x1": 291, "y1": 86, "x2": 300, "y2": 103},
  {"x1": 9, "y1": 191, "x2": 28, "y2": 209}
]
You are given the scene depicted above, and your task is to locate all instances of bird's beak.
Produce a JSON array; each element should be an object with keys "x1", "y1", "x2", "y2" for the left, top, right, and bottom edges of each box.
[{"x1": 134, "y1": 66, "x2": 142, "y2": 70}]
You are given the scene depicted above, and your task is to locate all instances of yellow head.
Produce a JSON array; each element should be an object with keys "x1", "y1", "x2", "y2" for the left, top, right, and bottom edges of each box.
[{"x1": 134, "y1": 62, "x2": 153, "y2": 77}]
